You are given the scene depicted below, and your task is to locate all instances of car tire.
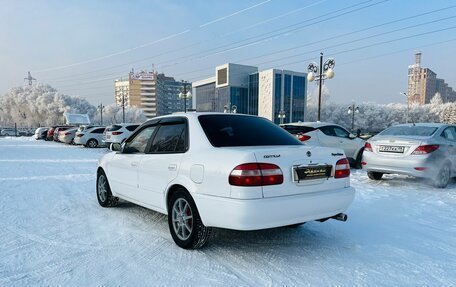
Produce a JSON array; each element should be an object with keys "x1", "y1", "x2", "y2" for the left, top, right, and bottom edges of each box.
[
  {"x1": 355, "y1": 148, "x2": 364, "y2": 169},
  {"x1": 433, "y1": 164, "x2": 451, "y2": 188},
  {"x1": 96, "y1": 170, "x2": 118, "y2": 207},
  {"x1": 168, "y1": 188, "x2": 211, "y2": 249},
  {"x1": 87, "y1": 139, "x2": 98, "y2": 148},
  {"x1": 367, "y1": 171, "x2": 383, "y2": 180}
]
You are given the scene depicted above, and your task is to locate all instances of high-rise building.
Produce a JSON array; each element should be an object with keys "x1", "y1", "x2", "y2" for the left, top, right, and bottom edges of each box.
[
  {"x1": 192, "y1": 63, "x2": 307, "y2": 124},
  {"x1": 407, "y1": 52, "x2": 455, "y2": 104},
  {"x1": 114, "y1": 70, "x2": 189, "y2": 119}
]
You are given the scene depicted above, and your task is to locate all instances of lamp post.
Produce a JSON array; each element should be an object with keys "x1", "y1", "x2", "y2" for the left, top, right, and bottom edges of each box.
[
  {"x1": 121, "y1": 92, "x2": 126, "y2": 123},
  {"x1": 347, "y1": 103, "x2": 360, "y2": 132},
  {"x1": 307, "y1": 52, "x2": 335, "y2": 121},
  {"x1": 277, "y1": 110, "x2": 286, "y2": 125},
  {"x1": 97, "y1": 103, "x2": 105, "y2": 125},
  {"x1": 400, "y1": 92, "x2": 410, "y2": 124},
  {"x1": 223, "y1": 103, "x2": 237, "y2": 114},
  {"x1": 179, "y1": 81, "x2": 192, "y2": 113}
]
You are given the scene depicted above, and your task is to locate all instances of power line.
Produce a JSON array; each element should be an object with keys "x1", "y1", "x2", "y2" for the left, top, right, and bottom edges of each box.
[
  {"x1": 33, "y1": 0, "x2": 274, "y2": 73},
  {"x1": 43, "y1": 0, "x2": 387, "y2": 87}
]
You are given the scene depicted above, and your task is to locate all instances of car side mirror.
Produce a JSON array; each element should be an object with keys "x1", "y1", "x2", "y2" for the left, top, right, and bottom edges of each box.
[
  {"x1": 110, "y1": 143, "x2": 122, "y2": 152},
  {"x1": 348, "y1": 133, "x2": 356, "y2": 139}
]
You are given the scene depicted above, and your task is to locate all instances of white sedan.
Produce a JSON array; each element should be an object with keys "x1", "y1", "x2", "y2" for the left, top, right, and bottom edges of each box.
[
  {"x1": 96, "y1": 113, "x2": 355, "y2": 249},
  {"x1": 282, "y1": 122, "x2": 365, "y2": 168}
]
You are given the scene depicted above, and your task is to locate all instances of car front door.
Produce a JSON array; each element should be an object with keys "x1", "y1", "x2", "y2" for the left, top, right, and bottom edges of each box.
[
  {"x1": 107, "y1": 125, "x2": 157, "y2": 201},
  {"x1": 138, "y1": 118, "x2": 188, "y2": 211}
]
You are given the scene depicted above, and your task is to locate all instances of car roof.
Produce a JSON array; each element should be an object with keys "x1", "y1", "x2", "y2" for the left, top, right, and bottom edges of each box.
[
  {"x1": 144, "y1": 112, "x2": 261, "y2": 123},
  {"x1": 391, "y1": 123, "x2": 450, "y2": 128},
  {"x1": 281, "y1": 121, "x2": 341, "y2": 128}
]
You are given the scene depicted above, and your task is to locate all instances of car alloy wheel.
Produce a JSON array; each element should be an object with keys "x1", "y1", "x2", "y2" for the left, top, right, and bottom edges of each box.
[
  {"x1": 96, "y1": 171, "x2": 118, "y2": 207},
  {"x1": 172, "y1": 198, "x2": 193, "y2": 241},
  {"x1": 168, "y1": 189, "x2": 211, "y2": 249},
  {"x1": 87, "y1": 139, "x2": 98, "y2": 148}
]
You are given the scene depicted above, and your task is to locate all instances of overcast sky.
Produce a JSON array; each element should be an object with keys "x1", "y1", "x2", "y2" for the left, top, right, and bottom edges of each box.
[{"x1": 1, "y1": 0, "x2": 455, "y2": 106}]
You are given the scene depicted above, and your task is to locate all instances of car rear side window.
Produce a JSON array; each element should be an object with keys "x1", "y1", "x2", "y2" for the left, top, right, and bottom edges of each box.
[
  {"x1": 126, "y1": 125, "x2": 139, "y2": 132},
  {"x1": 441, "y1": 127, "x2": 456, "y2": 141},
  {"x1": 380, "y1": 126, "x2": 438, "y2": 136},
  {"x1": 198, "y1": 115, "x2": 301, "y2": 147},
  {"x1": 149, "y1": 123, "x2": 186, "y2": 153},
  {"x1": 91, "y1": 128, "x2": 105, "y2": 134},
  {"x1": 107, "y1": 125, "x2": 122, "y2": 132}
]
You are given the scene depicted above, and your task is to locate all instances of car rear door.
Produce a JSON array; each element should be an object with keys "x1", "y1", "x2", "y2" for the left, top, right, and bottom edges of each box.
[{"x1": 137, "y1": 117, "x2": 187, "y2": 210}]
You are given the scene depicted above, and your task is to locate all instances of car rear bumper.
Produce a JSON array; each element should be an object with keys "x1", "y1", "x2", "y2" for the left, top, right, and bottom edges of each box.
[
  {"x1": 193, "y1": 187, "x2": 355, "y2": 230},
  {"x1": 362, "y1": 152, "x2": 437, "y2": 178}
]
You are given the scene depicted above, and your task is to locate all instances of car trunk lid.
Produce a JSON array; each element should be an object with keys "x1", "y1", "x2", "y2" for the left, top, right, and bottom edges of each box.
[
  {"x1": 226, "y1": 145, "x2": 349, "y2": 198},
  {"x1": 369, "y1": 136, "x2": 429, "y2": 157}
]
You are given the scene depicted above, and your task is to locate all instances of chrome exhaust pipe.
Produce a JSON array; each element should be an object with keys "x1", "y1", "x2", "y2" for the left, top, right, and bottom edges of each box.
[{"x1": 332, "y1": 213, "x2": 347, "y2": 222}]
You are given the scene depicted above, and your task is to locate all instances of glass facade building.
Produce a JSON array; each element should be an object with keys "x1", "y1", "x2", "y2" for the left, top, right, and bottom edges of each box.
[{"x1": 193, "y1": 64, "x2": 307, "y2": 123}]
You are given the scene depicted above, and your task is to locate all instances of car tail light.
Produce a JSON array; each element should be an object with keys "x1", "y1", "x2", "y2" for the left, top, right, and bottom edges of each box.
[
  {"x1": 298, "y1": 134, "x2": 311, "y2": 141},
  {"x1": 229, "y1": 163, "x2": 283, "y2": 186},
  {"x1": 112, "y1": 131, "x2": 123, "y2": 135},
  {"x1": 364, "y1": 142, "x2": 373, "y2": 152},
  {"x1": 335, "y1": 158, "x2": 350, "y2": 178},
  {"x1": 64, "y1": 132, "x2": 71, "y2": 136},
  {"x1": 411, "y1": 145, "x2": 439, "y2": 155},
  {"x1": 77, "y1": 134, "x2": 84, "y2": 137},
  {"x1": 414, "y1": 167, "x2": 426, "y2": 171}
]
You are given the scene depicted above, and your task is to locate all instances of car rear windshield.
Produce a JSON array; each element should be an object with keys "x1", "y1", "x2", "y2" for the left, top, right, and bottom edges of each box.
[
  {"x1": 379, "y1": 126, "x2": 438, "y2": 136},
  {"x1": 281, "y1": 125, "x2": 316, "y2": 134},
  {"x1": 198, "y1": 115, "x2": 302, "y2": 147},
  {"x1": 106, "y1": 125, "x2": 122, "y2": 132}
]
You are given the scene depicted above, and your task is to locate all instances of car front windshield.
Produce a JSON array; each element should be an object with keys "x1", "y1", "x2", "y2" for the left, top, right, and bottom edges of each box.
[
  {"x1": 198, "y1": 115, "x2": 302, "y2": 147},
  {"x1": 379, "y1": 126, "x2": 438, "y2": 137}
]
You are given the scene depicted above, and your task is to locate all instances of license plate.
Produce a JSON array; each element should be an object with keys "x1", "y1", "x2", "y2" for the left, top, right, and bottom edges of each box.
[
  {"x1": 379, "y1": 145, "x2": 404, "y2": 153},
  {"x1": 293, "y1": 165, "x2": 332, "y2": 182}
]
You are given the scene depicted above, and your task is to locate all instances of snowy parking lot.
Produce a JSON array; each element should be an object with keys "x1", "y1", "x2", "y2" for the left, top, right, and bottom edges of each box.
[{"x1": 1, "y1": 137, "x2": 455, "y2": 286}]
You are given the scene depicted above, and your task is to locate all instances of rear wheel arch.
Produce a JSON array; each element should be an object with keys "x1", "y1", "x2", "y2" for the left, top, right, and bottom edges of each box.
[{"x1": 166, "y1": 184, "x2": 188, "y2": 212}]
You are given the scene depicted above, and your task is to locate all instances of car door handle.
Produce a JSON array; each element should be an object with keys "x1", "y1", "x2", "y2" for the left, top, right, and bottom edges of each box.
[
  {"x1": 131, "y1": 161, "x2": 139, "y2": 167},
  {"x1": 168, "y1": 164, "x2": 177, "y2": 171}
]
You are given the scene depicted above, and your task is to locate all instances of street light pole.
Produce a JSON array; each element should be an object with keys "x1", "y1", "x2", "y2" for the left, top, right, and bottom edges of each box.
[
  {"x1": 97, "y1": 103, "x2": 105, "y2": 125},
  {"x1": 317, "y1": 53, "x2": 323, "y2": 122},
  {"x1": 179, "y1": 81, "x2": 192, "y2": 113},
  {"x1": 348, "y1": 103, "x2": 360, "y2": 132},
  {"x1": 278, "y1": 110, "x2": 286, "y2": 125},
  {"x1": 400, "y1": 92, "x2": 409, "y2": 124},
  {"x1": 122, "y1": 93, "x2": 126, "y2": 123},
  {"x1": 307, "y1": 52, "x2": 336, "y2": 122}
]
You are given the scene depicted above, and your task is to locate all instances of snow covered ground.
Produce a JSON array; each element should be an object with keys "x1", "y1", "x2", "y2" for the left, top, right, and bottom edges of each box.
[{"x1": 1, "y1": 137, "x2": 455, "y2": 286}]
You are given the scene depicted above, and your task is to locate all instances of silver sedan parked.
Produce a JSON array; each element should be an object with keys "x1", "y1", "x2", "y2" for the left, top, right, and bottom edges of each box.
[{"x1": 362, "y1": 123, "x2": 456, "y2": 188}]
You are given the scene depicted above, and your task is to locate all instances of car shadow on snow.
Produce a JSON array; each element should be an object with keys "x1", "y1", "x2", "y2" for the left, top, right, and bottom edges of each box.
[{"x1": 112, "y1": 200, "x2": 347, "y2": 252}]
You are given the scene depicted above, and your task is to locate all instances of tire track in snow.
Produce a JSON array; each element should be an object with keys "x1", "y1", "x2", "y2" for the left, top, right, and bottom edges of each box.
[
  {"x1": 0, "y1": 174, "x2": 94, "y2": 181},
  {"x1": 0, "y1": 159, "x2": 97, "y2": 163}
]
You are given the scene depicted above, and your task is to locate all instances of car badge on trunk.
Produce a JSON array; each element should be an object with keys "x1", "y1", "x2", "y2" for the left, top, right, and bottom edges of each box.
[{"x1": 306, "y1": 151, "x2": 312, "y2": 157}]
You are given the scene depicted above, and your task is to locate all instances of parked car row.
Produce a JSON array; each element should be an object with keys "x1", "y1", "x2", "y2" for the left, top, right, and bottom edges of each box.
[
  {"x1": 34, "y1": 123, "x2": 141, "y2": 148},
  {"x1": 1, "y1": 127, "x2": 35, "y2": 137},
  {"x1": 281, "y1": 121, "x2": 456, "y2": 188}
]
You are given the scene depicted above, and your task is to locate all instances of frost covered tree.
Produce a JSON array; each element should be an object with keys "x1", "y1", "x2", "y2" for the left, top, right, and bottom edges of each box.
[
  {"x1": 0, "y1": 84, "x2": 96, "y2": 127},
  {"x1": 93, "y1": 103, "x2": 147, "y2": 125}
]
